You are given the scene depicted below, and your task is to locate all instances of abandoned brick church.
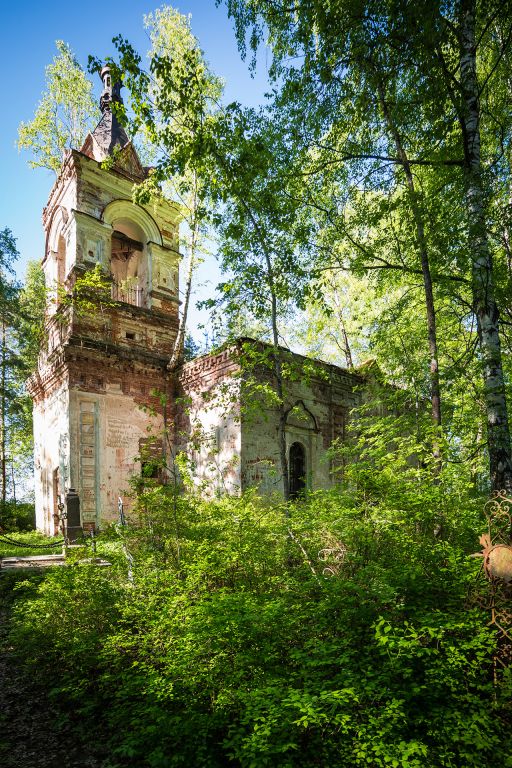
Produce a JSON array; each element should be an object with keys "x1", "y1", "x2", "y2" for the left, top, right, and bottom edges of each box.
[{"x1": 29, "y1": 67, "x2": 364, "y2": 535}]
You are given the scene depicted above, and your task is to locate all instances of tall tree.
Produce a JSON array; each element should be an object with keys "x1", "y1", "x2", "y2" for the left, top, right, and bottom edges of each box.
[
  {"x1": 18, "y1": 40, "x2": 99, "y2": 174},
  {"x1": 454, "y1": 0, "x2": 512, "y2": 491},
  {"x1": 220, "y1": 0, "x2": 512, "y2": 492},
  {"x1": 96, "y1": 12, "x2": 311, "y2": 498},
  {"x1": 135, "y1": 6, "x2": 218, "y2": 375},
  {"x1": 0, "y1": 230, "x2": 26, "y2": 516}
]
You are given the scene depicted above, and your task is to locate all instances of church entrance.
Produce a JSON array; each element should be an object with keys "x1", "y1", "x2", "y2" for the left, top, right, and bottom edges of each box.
[{"x1": 289, "y1": 442, "x2": 306, "y2": 499}]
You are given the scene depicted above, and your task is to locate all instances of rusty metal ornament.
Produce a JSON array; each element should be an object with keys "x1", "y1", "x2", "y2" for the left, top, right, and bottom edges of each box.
[
  {"x1": 475, "y1": 492, "x2": 512, "y2": 583},
  {"x1": 468, "y1": 492, "x2": 512, "y2": 683},
  {"x1": 479, "y1": 535, "x2": 512, "y2": 583}
]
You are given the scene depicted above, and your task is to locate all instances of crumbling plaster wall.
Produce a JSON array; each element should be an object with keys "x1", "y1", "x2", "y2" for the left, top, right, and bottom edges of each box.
[
  {"x1": 178, "y1": 347, "x2": 363, "y2": 497},
  {"x1": 65, "y1": 346, "x2": 170, "y2": 528},
  {"x1": 69, "y1": 386, "x2": 164, "y2": 528},
  {"x1": 240, "y1": 364, "x2": 362, "y2": 495},
  {"x1": 178, "y1": 350, "x2": 242, "y2": 495},
  {"x1": 33, "y1": 378, "x2": 70, "y2": 535}
]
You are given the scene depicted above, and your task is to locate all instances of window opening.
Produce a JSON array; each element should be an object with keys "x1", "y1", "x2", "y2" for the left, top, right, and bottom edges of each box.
[
  {"x1": 289, "y1": 442, "x2": 306, "y2": 499},
  {"x1": 139, "y1": 438, "x2": 163, "y2": 482}
]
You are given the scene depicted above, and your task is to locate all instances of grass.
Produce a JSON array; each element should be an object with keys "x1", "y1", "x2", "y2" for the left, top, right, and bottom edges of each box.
[{"x1": 0, "y1": 530, "x2": 64, "y2": 559}]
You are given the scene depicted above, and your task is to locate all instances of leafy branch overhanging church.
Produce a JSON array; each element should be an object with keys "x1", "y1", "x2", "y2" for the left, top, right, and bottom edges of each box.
[{"x1": 29, "y1": 67, "x2": 365, "y2": 534}]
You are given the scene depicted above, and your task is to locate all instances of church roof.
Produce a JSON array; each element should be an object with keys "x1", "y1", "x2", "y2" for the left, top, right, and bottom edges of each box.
[{"x1": 85, "y1": 109, "x2": 130, "y2": 160}]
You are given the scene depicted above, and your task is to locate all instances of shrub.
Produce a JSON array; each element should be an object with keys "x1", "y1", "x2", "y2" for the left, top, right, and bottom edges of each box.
[{"x1": 6, "y1": 481, "x2": 512, "y2": 767}]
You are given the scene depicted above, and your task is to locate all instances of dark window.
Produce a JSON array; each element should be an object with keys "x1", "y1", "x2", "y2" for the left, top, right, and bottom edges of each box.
[{"x1": 289, "y1": 442, "x2": 306, "y2": 499}]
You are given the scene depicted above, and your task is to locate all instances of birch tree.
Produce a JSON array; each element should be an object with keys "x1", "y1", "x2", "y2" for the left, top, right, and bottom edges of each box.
[
  {"x1": 96, "y1": 11, "x2": 311, "y2": 499},
  {"x1": 18, "y1": 41, "x2": 99, "y2": 174},
  {"x1": 221, "y1": 0, "x2": 512, "y2": 492},
  {"x1": 455, "y1": 0, "x2": 512, "y2": 491}
]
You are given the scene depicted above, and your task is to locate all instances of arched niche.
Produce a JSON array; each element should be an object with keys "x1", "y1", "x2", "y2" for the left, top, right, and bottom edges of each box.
[
  {"x1": 102, "y1": 200, "x2": 162, "y2": 245},
  {"x1": 286, "y1": 401, "x2": 317, "y2": 431},
  {"x1": 102, "y1": 200, "x2": 163, "y2": 309},
  {"x1": 47, "y1": 205, "x2": 69, "y2": 254}
]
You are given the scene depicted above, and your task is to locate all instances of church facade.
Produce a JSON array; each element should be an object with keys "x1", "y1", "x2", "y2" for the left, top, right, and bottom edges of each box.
[
  {"x1": 176, "y1": 343, "x2": 362, "y2": 498},
  {"x1": 29, "y1": 67, "x2": 363, "y2": 535}
]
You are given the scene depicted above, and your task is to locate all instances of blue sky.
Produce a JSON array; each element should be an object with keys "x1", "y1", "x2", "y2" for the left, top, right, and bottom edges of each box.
[{"x1": 0, "y1": 1, "x2": 269, "y2": 337}]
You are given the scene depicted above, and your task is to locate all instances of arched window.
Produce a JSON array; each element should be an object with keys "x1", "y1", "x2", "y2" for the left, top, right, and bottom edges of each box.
[
  {"x1": 45, "y1": 206, "x2": 69, "y2": 315},
  {"x1": 289, "y1": 441, "x2": 306, "y2": 499}
]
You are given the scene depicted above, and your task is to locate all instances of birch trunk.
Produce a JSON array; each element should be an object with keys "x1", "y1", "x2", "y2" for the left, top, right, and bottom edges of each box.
[
  {"x1": 165, "y1": 175, "x2": 199, "y2": 485},
  {"x1": 460, "y1": 0, "x2": 512, "y2": 492},
  {"x1": 168, "y1": 176, "x2": 199, "y2": 374},
  {"x1": 233, "y1": 183, "x2": 290, "y2": 500},
  {"x1": 328, "y1": 280, "x2": 354, "y2": 369},
  {"x1": 377, "y1": 82, "x2": 442, "y2": 433}
]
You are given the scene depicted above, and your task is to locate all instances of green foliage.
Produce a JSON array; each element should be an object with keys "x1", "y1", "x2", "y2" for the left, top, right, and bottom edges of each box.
[
  {"x1": 7, "y1": 6, "x2": 512, "y2": 764},
  {"x1": 6, "y1": 477, "x2": 511, "y2": 767},
  {"x1": 0, "y1": 502, "x2": 35, "y2": 533},
  {"x1": 219, "y1": 0, "x2": 512, "y2": 490},
  {"x1": 183, "y1": 333, "x2": 200, "y2": 361},
  {"x1": 0, "y1": 529, "x2": 56, "y2": 559},
  {"x1": 102, "y1": 10, "x2": 313, "y2": 341},
  {"x1": 18, "y1": 40, "x2": 99, "y2": 173},
  {"x1": 58, "y1": 263, "x2": 115, "y2": 318},
  {"x1": 0, "y1": 230, "x2": 42, "y2": 504},
  {"x1": 17, "y1": 261, "x2": 46, "y2": 375}
]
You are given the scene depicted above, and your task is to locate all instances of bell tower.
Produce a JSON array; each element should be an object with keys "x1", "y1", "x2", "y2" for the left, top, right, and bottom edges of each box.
[{"x1": 29, "y1": 67, "x2": 181, "y2": 534}]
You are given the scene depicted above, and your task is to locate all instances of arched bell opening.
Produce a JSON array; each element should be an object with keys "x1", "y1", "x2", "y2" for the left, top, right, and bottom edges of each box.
[
  {"x1": 110, "y1": 218, "x2": 148, "y2": 308},
  {"x1": 289, "y1": 441, "x2": 307, "y2": 499}
]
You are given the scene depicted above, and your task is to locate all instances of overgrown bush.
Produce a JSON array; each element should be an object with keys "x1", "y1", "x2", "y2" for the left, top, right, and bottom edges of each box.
[
  {"x1": 0, "y1": 500, "x2": 35, "y2": 532},
  {"x1": 6, "y1": 476, "x2": 512, "y2": 767}
]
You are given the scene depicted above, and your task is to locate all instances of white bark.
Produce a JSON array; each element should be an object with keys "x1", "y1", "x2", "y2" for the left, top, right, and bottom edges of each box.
[{"x1": 460, "y1": 0, "x2": 512, "y2": 492}]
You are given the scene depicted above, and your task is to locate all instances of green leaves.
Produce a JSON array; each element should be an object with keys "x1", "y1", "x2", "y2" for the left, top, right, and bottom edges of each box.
[
  {"x1": 18, "y1": 41, "x2": 99, "y2": 173},
  {"x1": 5, "y1": 482, "x2": 511, "y2": 767},
  {"x1": 0, "y1": 231, "x2": 42, "y2": 507}
]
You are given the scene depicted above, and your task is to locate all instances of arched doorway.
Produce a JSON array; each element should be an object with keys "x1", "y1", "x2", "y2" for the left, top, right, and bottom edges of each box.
[{"x1": 289, "y1": 441, "x2": 306, "y2": 499}]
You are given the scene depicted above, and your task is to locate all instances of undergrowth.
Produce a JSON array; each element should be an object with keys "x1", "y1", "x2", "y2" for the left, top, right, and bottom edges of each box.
[{"x1": 4, "y1": 480, "x2": 511, "y2": 767}]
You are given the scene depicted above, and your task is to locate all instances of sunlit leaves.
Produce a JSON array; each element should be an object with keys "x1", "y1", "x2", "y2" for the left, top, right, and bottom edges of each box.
[{"x1": 18, "y1": 41, "x2": 99, "y2": 173}]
